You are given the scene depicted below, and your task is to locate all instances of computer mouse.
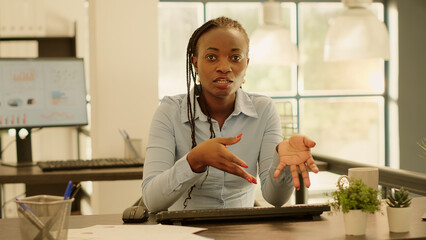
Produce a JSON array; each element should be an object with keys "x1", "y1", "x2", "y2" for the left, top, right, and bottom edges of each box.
[{"x1": 122, "y1": 206, "x2": 149, "y2": 223}]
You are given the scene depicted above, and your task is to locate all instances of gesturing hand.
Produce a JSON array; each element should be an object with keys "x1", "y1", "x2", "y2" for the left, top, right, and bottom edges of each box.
[
  {"x1": 187, "y1": 134, "x2": 257, "y2": 184},
  {"x1": 275, "y1": 135, "x2": 319, "y2": 190}
]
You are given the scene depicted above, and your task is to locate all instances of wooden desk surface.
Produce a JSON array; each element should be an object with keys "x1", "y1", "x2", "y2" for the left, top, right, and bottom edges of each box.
[
  {"x1": 0, "y1": 198, "x2": 424, "y2": 240},
  {"x1": 0, "y1": 164, "x2": 143, "y2": 184}
]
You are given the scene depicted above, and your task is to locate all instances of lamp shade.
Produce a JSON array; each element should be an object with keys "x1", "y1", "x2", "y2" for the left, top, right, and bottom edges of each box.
[
  {"x1": 249, "y1": 1, "x2": 298, "y2": 66},
  {"x1": 324, "y1": 7, "x2": 390, "y2": 61},
  {"x1": 250, "y1": 25, "x2": 298, "y2": 65}
]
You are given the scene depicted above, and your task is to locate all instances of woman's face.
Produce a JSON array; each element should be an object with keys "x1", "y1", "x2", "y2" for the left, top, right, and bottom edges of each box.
[{"x1": 191, "y1": 28, "x2": 249, "y2": 102}]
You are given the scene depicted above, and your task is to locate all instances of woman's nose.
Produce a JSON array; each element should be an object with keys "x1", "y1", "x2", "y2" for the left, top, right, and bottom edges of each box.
[{"x1": 216, "y1": 60, "x2": 232, "y2": 73}]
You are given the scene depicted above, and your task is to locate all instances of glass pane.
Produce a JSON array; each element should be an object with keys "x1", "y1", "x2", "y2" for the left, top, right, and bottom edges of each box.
[
  {"x1": 298, "y1": 3, "x2": 385, "y2": 95},
  {"x1": 245, "y1": 64, "x2": 295, "y2": 97},
  {"x1": 300, "y1": 97, "x2": 385, "y2": 165},
  {"x1": 274, "y1": 99, "x2": 298, "y2": 139},
  {"x1": 206, "y1": 3, "x2": 297, "y2": 96},
  {"x1": 206, "y1": 2, "x2": 261, "y2": 35},
  {"x1": 158, "y1": 3, "x2": 203, "y2": 99}
]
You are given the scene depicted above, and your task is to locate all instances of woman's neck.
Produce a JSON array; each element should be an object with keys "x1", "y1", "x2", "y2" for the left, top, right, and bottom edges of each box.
[{"x1": 198, "y1": 93, "x2": 236, "y2": 128}]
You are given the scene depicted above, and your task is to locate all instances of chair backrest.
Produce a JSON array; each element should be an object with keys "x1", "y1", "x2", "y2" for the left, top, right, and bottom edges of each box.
[{"x1": 275, "y1": 101, "x2": 298, "y2": 139}]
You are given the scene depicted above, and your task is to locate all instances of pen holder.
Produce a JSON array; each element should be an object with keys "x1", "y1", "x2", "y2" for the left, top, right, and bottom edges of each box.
[{"x1": 16, "y1": 195, "x2": 74, "y2": 240}]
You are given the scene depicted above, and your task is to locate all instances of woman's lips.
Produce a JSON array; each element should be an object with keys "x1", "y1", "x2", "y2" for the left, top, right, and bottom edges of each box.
[{"x1": 214, "y1": 78, "x2": 232, "y2": 89}]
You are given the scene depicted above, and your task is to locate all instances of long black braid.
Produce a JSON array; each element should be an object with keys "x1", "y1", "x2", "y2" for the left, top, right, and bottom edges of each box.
[{"x1": 183, "y1": 17, "x2": 250, "y2": 208}]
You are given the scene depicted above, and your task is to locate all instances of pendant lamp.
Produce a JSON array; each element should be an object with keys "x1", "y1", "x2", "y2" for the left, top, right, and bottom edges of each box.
[
  {"x1": 250, "y1": 0, "x2": 298, "y2": 66},
  {"x1": 324, "y1": 0, "x2": 390, "y2": 61}
]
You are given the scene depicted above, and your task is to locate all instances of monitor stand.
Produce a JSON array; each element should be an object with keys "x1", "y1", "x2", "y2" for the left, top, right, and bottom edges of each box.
[{"x1": 0, "y1": 128, "x2": 36, "y2": 167}]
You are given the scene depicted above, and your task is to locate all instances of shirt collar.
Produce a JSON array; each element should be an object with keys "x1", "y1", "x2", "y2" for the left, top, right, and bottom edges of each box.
[
  {"x1": 233, "y1": 88, "x2": 258, "y2": 118},
  {"x1": 180, "y1": 88, "x2": 258, "y2": 123}
]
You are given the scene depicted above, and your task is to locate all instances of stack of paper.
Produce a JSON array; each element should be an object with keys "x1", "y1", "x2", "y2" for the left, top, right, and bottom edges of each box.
[{"x1": 68, "y1": 224, "x2": 211, "y2": 240}]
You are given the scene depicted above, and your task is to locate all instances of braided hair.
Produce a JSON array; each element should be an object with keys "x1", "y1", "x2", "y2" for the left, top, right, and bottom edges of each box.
[{"x1": 183, "y1": 17, "x2": 250, "y2": 208}]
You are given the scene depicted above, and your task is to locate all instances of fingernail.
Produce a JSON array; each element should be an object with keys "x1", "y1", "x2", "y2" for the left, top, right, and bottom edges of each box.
[
  {"x1": 246, "y1": 177, "x2": 252, "y2": 183},
  {"x1": 253, "y1": 178, "x2": 257, "y2": 184},
  {"x1": 236, "y1": 133, "x2": 243, "y2": 138},
  {"x1": 242, "y1": 163, "x2": 248, "y2": 168},
  {"x1": 274, "y1": 170, "x2": 280, "y2": 178}
]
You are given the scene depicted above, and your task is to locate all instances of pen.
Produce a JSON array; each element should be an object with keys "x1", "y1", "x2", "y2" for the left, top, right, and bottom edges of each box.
[
  {"x1": 16, "y1": 199, "x2": 56, "y2": 240},
  {"x1": 64, "y1": 180, "x2": 73, "y2": 200},
  {"x1": 71, "y1": 183, "x2": 81, "y2": 199},
  {"x1": 119, "y1": 129, "x2": 126, "y2": 139},
  {"x1": 119, "y1": 129, "x2": 142, "y2": 159},
  {"x1": 123, "y1": 129, "x2": 130, "y2": 139}
]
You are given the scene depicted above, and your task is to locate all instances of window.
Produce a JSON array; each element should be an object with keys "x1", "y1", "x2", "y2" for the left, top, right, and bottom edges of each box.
[
  {"x1": 158, "y1": 2, "x2": 203, "y2": 97},
  {"x1": 298, "y1": 3, "x2": 385, "y2": 166},
  {"x1": 158, "y1": 1, "x2": 390, "y2": 202}
]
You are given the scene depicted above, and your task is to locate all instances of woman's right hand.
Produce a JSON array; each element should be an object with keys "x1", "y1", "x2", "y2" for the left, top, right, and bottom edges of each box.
[{"x1": 186, "y1": 134, "x2": 257, "y2": 184}]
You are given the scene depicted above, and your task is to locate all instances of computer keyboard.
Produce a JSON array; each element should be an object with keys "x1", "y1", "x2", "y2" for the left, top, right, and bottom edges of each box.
[
  {"x1": 37, "y1": 158, "x2": 143, "y2": 172},
  {"x1": 155, "y1": 203, "x2": 330, "y2": 224}
]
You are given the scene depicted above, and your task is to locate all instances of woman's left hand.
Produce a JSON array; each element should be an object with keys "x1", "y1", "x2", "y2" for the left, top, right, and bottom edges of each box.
[{"x1": 274, "y1": 134, "x2": 319, "y2": 190}]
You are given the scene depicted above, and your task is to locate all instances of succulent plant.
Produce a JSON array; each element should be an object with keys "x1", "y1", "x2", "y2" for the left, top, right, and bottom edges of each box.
[{"x1": 386, "y1": 187, "x2": 412, "y2": 208}]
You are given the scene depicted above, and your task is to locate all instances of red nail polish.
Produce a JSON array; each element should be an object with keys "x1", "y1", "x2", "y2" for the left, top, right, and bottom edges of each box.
[
  {"x1": 236, "y1": 133, "x2": 243, "y2": 138},
  {"x1": 242, "y1": 163, "x2": 248, "y2": 168},
  {"x1": 246, "y1": 177, "x2": 252, "y2": 183}
]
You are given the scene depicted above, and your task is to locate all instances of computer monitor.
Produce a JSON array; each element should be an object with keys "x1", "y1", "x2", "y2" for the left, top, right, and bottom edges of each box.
[{"x1": 0, "y1": 58, "x2": 88, "y2": 166}]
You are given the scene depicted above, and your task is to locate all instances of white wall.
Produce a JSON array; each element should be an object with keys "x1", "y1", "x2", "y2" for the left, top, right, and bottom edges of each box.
[{"x1": 88, "y1": 0, "x2": 159, "y2": 214}]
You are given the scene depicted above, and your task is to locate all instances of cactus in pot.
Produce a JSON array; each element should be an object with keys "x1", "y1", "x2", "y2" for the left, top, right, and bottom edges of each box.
[{"x1": 386, "y1": 187, "x2": 412, "y2": 233}]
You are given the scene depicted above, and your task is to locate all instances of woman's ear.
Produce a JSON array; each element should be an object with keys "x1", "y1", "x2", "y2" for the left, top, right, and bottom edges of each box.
[{"x1": 191, "y1": 56, "x2": 198, "y2": 74}]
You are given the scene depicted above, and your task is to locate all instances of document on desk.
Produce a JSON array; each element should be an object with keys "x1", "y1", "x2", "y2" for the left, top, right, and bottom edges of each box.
[{"x1": 68, "y1": 224, "x2": 211, "y2": 240}]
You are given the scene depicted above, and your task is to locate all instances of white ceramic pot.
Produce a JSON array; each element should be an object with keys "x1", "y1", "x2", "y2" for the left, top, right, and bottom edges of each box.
[
  {"x1": 343, "y1": 210, "x2": 368, "y2": 235},
  {"x1": 387, "y1": 206, "x2": 412, "y2": 232}
]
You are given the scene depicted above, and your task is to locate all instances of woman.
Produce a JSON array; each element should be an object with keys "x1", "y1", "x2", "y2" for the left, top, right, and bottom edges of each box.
[{"x1": 142, "y1": 17, "x2": 318, "y2": 212}]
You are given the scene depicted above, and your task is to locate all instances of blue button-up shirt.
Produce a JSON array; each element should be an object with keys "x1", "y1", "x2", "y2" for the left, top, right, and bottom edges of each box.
[{"x1": 142, "y1": 88, "x2": 293, "y2": 212}]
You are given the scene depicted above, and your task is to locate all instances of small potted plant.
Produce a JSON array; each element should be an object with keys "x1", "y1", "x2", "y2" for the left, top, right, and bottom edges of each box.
[
  {"x1": 327, "y1": 177, "x2": 381, "y2": 236},
  {"x1": 386, "y1": 187, "x2": 412, "y2": 233}
]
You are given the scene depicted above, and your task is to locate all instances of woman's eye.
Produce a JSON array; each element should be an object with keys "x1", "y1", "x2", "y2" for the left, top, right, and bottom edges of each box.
[
  {"x1": 206, "y1": 54, "x2": 217, "y2": 61},
  {"x1": 231, "y1": 55, "x2": 242, "y2": 62}
]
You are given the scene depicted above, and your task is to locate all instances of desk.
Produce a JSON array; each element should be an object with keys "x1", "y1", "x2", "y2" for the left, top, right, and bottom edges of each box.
[
  {"x1": 0, "y1": 198, "x2": 425, "y2": 240},
  {"x1": 0, "y1": 165, "x2": 143, "y2": 217}
]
